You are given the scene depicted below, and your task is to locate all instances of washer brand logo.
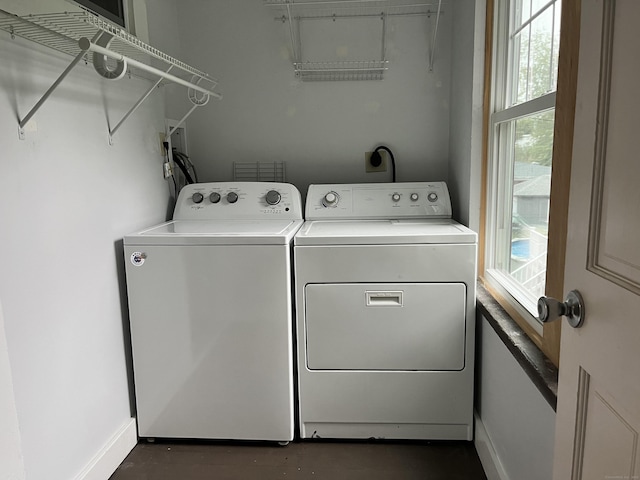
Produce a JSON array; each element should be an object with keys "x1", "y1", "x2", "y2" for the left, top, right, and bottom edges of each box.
[{"x1": 130, "y1": 251, "x2": 146, "y2": 266}]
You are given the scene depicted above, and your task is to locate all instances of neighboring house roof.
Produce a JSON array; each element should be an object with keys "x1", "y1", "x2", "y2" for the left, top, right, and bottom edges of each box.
[
  {"x1": 514, "y1": 174, "x2": 551, "y2": 197},
  {"x1": 514, "y1": 162, "x2": 551, "y2": 181}
]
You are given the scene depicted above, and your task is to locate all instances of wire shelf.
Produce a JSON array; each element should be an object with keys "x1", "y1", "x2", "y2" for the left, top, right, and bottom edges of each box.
[
  {"x1": 0, "y1": 7, "x2": 221, "y2": 142},
  {"x1": 295, "y1": 60, "x2": 388, "y2": 81},
  {"x1": 0, "y1": 8, "x2": 215, "y2": 86},
  {"x1": 265, "y1": 0, "x2": 443, "y2": 81},
  {"x1": 266, "y1": 0, "x2": 442, "y2": 17}
]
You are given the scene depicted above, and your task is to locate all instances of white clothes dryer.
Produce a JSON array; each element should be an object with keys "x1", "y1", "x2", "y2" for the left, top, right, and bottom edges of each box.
[
  {"x1": 294, "y1": 182, "x2": 477, "y2": 440},
  {"x1": 124, "y1": 182, "x2": 303, "y2": 442}
]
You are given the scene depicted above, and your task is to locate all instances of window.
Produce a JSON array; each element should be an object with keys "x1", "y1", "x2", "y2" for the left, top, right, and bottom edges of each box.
[
  {"x1": 73, "y1": 0, "x2": 127, "y2": 27},
  {"x1": 484, "y1": 0, "x2": 564, "y2": 355}
]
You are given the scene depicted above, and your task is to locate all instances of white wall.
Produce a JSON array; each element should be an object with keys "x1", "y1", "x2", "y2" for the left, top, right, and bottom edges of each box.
[
  {"x1": 448, "y1": 0, "x2": 485, "y2": 230},
  {"x1": 146, "y1": 0, "x2": 183, "y2": 59},
  {"x1": 0, "y1": 301, "x2": 25, "y2": 480},
  {"x1": 475, "y1": 316, "x2": 556, "y2": 480},
  {"x1": 167, "y1": 0, "x2": 453, "y2": 196},
  {"x1": 0, "y1": 10, "x2": 170, "y2": 480}
]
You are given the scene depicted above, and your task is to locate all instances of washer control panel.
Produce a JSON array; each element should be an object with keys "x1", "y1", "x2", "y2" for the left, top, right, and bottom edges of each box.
[
  {"x1": 174, "y1": 182, "x2": 303, "y2": 220},
  {"x1": 305, "y1": 182, "x2": 452, "y2": 220}
]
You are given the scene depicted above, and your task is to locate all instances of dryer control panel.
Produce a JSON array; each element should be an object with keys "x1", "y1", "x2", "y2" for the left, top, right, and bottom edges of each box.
[
  {"x1": 305, "y1": 182, "x2": 452, "y2": 220},
  {"x1": 174, "y1": 182, "x2": 303, "y2": 220}
]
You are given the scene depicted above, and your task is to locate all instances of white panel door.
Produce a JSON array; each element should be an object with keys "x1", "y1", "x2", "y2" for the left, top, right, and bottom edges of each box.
[{"x1": 553, "y1": 1, "x2": 640, "y2": 478}]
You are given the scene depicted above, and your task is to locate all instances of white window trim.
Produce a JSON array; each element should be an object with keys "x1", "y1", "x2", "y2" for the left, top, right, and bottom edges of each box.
[
  {"x1": 484, "y1": 270, "x2": 545, "y2": 335},
  {"x1": 491, "y1": 92, "x2": 556, "y2": 125}
]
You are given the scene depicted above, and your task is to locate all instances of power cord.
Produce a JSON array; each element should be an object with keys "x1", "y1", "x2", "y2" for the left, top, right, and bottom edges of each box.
[{"x1": 372, "y1": 145, "x2": 396, "y2": 182}]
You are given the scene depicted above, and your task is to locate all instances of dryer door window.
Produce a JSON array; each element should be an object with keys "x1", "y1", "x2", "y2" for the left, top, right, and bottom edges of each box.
[{"x1": 304, "y1": 282, "x2": 466, "y2": 371}]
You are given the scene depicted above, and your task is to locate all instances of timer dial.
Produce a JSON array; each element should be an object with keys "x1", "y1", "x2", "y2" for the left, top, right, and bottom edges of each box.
[
  {"x1": 265, "y1": 190, "x2": 281, "y2": 205},
  {"x1": 192, "y1": 192, "x2": 204, "y2": 204},
  {"x1": 392, "y1": 193, "x2": 401, "y2": 202},
  {"x1": 227, "y1": 192, "x2": 239, "y2": 204},
  {"x1": 427, "y1": 192, "x2": 438, "y2": 203},
  {"x1": 209, "y1": 192, "x2": 221, "y2": 204},
  {"x1": 322, "y1": 192, "x2": 339, "y2": 207}
]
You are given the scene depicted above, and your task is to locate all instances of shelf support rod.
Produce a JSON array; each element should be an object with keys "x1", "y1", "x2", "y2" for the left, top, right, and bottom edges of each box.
[
  {"x1": 286, "y1": 3, "x2": 299, "y2": 63},
  {"x1": 79, "y1": 38, "x2": 222, "y2": 99},
  {"x1": 109, "y1": 66, "x2": 173, "y2": 143},
  {"x1": 18, "y1": 32, "x2": 101, "y2": 138},
  {"x1": 428, "y1": 0, "x2": 442, "y2": 72},
  {"x1": 381, "y1": 11, "x2": 387, "y2": 63},
  {"x1": 167, "y1": 100, "x2": 205, "y2": 138}
]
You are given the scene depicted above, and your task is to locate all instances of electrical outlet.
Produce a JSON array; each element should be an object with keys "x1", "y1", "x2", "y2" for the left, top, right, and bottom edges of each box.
[
  {"x1": 163, "y1": 161, "x2": 173, "y2": 179},
  {"x1": 365, "y1": 150, "x2": 387, "y2": 173}
]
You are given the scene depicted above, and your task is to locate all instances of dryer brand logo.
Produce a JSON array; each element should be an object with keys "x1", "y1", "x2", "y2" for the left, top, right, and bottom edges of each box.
[{"x1": 130, "y1": 251, "x2": 147, "y2": 267}]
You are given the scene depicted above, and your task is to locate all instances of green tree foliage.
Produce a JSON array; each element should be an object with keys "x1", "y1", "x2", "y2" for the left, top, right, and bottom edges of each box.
[{"x1": 512, "y1": 26, "x2": 559, "y2": 166}]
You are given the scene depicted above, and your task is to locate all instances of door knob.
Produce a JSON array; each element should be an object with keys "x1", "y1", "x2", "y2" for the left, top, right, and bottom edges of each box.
[{"x1": 537, "y1": 290, "x2": 585, "y2": 328}]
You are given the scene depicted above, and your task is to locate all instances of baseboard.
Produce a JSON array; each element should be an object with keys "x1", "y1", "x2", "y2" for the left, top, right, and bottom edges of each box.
[
  {"x1": 74, "y1": 418, "x2": 138, "y2": 480},
  {"x1": 474, "y1": 412, "x2": 509, "y2": 480}
]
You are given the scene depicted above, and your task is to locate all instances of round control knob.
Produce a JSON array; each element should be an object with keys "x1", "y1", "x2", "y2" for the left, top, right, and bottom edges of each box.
[
  {"x1": 192, "y1": 192, "x2": 204, "y2": 204},
  {"x1": 265, "y1": 190, "x2": 281, "y2": 206},
  {"x1": 322, "y1": 192, "x2": 339, "y2": 207},
  {"x1": 209, "y1": 192, "x2": 221, "y2": 204},
  {"x1": 227, "y1": 192, "x2": 239, "y2": 204},
  {"x1": 410, "y1": 193, "x2": 419, "y2": 202},
  {"x1": 427, "y1": 192, "x2": 438, "y2": 202},
  {"x1": 392, "y1": 193, "x2": 401, "y2": 202}
]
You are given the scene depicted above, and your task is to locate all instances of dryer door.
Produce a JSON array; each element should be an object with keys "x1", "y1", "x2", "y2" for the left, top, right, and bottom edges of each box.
[{"x1": 304, "y1": 283, "x2": 466, "y2": 371}]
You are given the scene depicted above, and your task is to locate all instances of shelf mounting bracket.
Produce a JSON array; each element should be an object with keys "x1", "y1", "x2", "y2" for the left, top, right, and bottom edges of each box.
[{"x1": 17, "y1": 32, "x2": 100, "y2": 140}]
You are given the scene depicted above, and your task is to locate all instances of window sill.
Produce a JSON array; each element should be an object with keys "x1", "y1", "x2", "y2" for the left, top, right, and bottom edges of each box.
[{"x1": 476, "y1": 283, "x2": 558, "y2": 411}]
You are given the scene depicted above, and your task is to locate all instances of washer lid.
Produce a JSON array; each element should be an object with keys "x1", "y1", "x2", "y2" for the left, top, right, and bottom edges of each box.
[
  {"x1": 125, "y1": 219, "x2": 303, "y2": 246},
  {"x1": 294, "y1": 219, "x2": 477, "y2": 245}
]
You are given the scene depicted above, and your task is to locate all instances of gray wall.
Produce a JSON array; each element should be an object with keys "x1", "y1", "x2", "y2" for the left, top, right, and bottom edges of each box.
[
  {"x1": 0, "y1": 7, "x2": 170, "y2": 479},
  {"x1": 168, "y1": 0, "x2": 454, "y2": 200},
  {"x1": 448, "y1": 0, "x2": 485, "y2": 230}
]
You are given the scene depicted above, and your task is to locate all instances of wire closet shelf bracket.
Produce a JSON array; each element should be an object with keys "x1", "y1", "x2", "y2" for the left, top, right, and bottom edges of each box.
[{"x1": 0, "y1": 7, "x2": 222, "y2": 143}]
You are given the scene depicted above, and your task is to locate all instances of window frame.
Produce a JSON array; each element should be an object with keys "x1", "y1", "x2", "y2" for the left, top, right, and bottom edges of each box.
[
  {"x1": 485, "y1": 93, "x2": 556, "y2": 332},
  {"x1": 481, "y1": 0, "x2": 580, "y2": 367},
  {"x1": 72, "y1": 0, "x2": 127, "y2": 28}
]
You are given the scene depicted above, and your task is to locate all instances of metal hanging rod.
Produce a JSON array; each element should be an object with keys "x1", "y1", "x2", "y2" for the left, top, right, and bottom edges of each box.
[
  {"x1": 0, "y1": 8, "x2": 222, "y2": 143},
  {"x1": 80, "y1": 38, "x2": 220, "y2": 97},
  {"x1": 264, "y1": 0, "x2": 439, "y2": 6},
  {"x1": 275, "y1": 10, "x2": 443, "y2": 20}
]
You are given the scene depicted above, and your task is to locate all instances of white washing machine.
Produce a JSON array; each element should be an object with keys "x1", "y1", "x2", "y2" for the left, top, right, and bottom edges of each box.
[
  {"x1": 124, "y1": 182, "x2": 303, "y2": 442},
  {"x1": 294, "y1": 182, "x2": 477, "y2": 440}
]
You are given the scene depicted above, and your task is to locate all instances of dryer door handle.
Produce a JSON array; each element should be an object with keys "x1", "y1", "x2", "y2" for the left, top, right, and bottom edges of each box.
[{"x1": 365, "y1": 291, "x2": 403, "y2": 307}]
